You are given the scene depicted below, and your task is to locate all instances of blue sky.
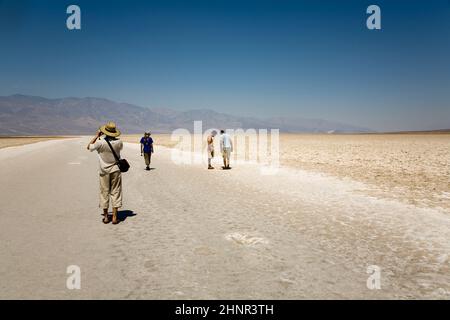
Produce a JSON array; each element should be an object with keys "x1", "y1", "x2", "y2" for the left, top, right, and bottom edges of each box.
[{"x1": 0, "y1": 0, "x2": 449, "y2": 131}]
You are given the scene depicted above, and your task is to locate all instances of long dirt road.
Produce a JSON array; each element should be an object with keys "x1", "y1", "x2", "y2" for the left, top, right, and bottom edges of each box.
[{"x1": 0, "y1": 137, "x2": 449, "y2": 299}]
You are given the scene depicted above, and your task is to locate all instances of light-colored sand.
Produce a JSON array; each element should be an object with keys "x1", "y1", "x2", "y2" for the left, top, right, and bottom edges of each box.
[
  {"x1": 0, "y1": 137, "x2": 449, "y2": 299},
  {"x1": 124, "y1": 133, "x2": 450, "y2": 211},
  {"x1": 0, "y1": 136, "x2": 67, "y2": 149},
  {"x1": 122, "y1": 134, "x2": 178, "y2": 148},
  {"x1": 279, "y1": 134, "x2": 450, "y2": 211}
]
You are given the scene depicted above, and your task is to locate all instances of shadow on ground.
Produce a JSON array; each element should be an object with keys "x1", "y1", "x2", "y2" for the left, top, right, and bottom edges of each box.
[{"x1": 117, "y1": 210, "x2": 137, "y2": 222}]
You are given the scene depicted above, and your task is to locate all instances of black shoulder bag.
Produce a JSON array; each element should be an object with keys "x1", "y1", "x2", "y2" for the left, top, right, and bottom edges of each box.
[{"x1": 105, "y1": 139, "x2": 130, "y2": 173}]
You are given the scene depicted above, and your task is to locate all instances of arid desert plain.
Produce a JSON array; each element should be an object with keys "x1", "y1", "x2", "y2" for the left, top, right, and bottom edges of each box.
[
  {"x1": 0, "y1": 136, "x2": 67, "y2": 149},
  {"x1": 0, "y1": 133, "x2": 449, "y2": 299},
  {"x1": 123, "y1": 133, "x2": 450, "y2": 212}
]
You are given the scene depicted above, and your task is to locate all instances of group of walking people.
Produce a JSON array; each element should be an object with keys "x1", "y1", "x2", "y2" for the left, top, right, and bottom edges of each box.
[{"x1": 87, "y1": 122, "x2": 233, "y2": 224}]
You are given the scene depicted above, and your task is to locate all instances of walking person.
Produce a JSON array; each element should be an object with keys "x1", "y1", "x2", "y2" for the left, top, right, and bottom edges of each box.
[
  {"x1": 219, "y1": 129, "x2": 233, "y2": 169},
  {"x1": 87, "y1": 122, "x2": 123, "y2": 225},
  {"x1": 140, "y1": 132, "x2": 154, "y2": 171},
  {"x1": 206, "y1": 130, "x2": 217, "y2": 169}
]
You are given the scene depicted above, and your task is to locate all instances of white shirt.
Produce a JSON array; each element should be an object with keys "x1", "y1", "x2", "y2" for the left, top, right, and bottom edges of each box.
[
  {"x1": 89, "y1": 138, "x2": 123, "y2": 175},
  {"x1": 220, "y1": 133, "x2": 233, "y2": 152}
]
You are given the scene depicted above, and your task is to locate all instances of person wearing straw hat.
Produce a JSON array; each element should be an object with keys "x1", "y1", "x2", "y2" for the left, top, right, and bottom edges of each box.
[{"x1": 86, "y1": 122, "x2": 124, "y2": 225}]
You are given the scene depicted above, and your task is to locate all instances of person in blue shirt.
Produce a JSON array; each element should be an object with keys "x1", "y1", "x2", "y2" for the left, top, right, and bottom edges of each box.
[{"x1": 140, "y1": 132, "x2": 154, "y2": 171}]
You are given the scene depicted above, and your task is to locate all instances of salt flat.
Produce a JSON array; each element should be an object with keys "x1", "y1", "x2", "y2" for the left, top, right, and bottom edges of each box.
[
  {"x1": 0, "y1": 136, "x2": 68, "y2": 149},
  {"x1": 279, "y1": 134, "x2": 450, "y2": 211},
  {"x1": 0, "y1": 137, "x2": 449, "y2": 299},
  {"x1": 124, "y1": 133, "x2": 450, "y2": 210}
]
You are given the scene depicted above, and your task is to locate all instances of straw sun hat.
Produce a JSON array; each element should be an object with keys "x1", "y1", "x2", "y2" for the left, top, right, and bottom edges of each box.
[{"x1": 100, "y1": 122, "x2": 121, "y2": 137}]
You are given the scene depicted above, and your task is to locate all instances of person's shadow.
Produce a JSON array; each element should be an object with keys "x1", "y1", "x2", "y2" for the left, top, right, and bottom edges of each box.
[{"x1": 116, "y1": 210, "x2": 137, "y2": 222}]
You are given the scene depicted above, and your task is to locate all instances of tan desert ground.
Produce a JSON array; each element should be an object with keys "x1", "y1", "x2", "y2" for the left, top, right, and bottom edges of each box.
[
  {"x1": 0, "y1": 136, "x2": 67, "y2": 149},
  {"x1": 124, "y1": 133, "x2": 450, "y2": 211},
  {"x1": 0, "y1": 134, "x2": 449, "y2": 299}
]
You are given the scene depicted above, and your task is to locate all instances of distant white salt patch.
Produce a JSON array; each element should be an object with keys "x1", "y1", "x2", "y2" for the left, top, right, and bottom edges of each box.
[
  {"x1": 225, "y1": 232, "x2": 268, "y2": 246},
  {"x1": 439, "y1": 192, "x2": 450, "y2": 200}
]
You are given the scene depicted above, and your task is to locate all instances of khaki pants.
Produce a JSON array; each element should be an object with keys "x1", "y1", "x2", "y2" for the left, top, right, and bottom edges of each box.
[
  {"x1": 99, "y1": 171, "x2": 122, "y2": 209},
  {"x1": 222, "y1": 147, "x2": 231, "y2": 163},
  {"x1": 144, "y1": 152, "x2": 152, "y2": 166}
]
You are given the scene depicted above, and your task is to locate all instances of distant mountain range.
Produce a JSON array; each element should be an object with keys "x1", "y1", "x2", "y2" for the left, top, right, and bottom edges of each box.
[{"x1": 0, "y1": 94, "x2": 372, "y2": 135}]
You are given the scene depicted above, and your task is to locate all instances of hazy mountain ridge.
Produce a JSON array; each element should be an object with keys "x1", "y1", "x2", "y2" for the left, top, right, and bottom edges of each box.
[{"x1": 0, "y1": 94, "x2": 372, "y2": 135}]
